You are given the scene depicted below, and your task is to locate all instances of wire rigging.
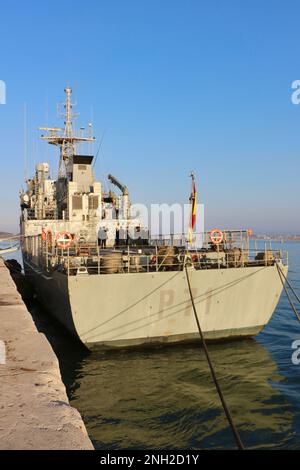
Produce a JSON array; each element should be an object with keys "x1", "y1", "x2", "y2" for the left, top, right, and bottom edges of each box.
[{"x1": 93, "y1": 129, "x2": 106, "y2": 168}]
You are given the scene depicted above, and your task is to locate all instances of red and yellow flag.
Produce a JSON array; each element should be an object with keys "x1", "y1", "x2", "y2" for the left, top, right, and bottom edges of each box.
[{"x1": 188, "y1": 174, "x2": 197, "y2": 243}]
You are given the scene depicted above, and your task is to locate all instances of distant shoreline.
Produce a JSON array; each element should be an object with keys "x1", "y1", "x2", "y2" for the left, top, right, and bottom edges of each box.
[
  {"x1": 0, "y1": 232, "x2": 14, "y2": 239},
  {"x1": 253, "y1": 237, "x2": 300, "y2": 242}
]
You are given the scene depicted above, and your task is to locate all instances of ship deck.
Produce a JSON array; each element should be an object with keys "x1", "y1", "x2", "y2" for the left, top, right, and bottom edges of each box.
[{"x1": 21, "y1": 229, "x2": 288, "y2": 276}]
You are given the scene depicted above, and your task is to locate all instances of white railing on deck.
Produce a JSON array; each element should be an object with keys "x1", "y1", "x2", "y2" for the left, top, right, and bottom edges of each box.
[{"x1": 22, "y1": 231, "x2": 288, "y2": 276}]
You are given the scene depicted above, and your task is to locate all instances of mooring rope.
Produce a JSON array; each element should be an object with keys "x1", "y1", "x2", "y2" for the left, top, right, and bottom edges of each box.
[
  {"x1": 184, "y1": 265, "x2": 245, "y2": 450},
  {"x1": 276, "y1": 263, "x2": 300, "y2": 324},
  {"x1": 276, "y1": 263, "x2": 300, "y2": 306}
]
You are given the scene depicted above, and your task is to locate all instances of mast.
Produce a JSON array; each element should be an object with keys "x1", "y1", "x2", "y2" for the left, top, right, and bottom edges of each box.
[
  {"x1": 64, "y1": 86, "x2": 73, "y2": 138},
  {"x1": 39, "y1": 87, "x2": 95, "y2": 179}
]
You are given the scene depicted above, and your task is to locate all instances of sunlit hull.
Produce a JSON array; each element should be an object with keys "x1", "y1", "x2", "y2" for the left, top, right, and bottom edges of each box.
[{"x1": 24, "y1": 260, "x2": 287, "y2": 349}]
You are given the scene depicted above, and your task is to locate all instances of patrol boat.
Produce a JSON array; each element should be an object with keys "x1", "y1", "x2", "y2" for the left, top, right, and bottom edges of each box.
[{"x1": 20, "y1": 87, "x2": 288, "y2": 348}]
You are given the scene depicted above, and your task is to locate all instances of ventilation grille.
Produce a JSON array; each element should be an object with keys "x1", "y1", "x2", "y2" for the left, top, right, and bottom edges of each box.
[
  {"x1": 72, "y1": 196, "x2": 83, "y2": 210},
  {"x1": 89, "y1": 196, "x2": 99, "y2": 210}
]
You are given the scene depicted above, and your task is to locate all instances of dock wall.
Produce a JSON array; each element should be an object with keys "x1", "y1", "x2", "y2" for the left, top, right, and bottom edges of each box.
[{"x1": 0, "y1": 258, "x2": 93, "y2": 450}]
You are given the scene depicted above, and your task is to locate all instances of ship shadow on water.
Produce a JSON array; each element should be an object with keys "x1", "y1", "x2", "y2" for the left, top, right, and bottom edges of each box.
[{"x1": 26, "y1": 299, "x2": 295, "y2": 450}]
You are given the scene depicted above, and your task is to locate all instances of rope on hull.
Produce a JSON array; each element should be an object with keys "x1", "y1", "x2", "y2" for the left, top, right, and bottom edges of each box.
[{"x1": 184, "y1": 265, "x2": 245, "y2": 450}]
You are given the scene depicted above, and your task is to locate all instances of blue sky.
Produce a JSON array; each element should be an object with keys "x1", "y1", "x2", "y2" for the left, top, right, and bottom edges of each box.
[{"x1": 0, "y1": 0, "x2": 300, "y2": 233}]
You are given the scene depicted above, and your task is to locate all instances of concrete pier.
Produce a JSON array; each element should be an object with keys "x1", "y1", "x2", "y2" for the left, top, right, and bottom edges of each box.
[{"x1": 0, "y1": 258, "x2": 93, "y2": 450}]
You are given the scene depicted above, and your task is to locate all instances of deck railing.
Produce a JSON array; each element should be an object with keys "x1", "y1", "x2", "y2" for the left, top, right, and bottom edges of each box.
[
  {"x1": 22, "y1": 231, "x2": 288, "y2": 276},
  {"x1": 46, "y1": 247, "x2": 288, "y2": 276}
]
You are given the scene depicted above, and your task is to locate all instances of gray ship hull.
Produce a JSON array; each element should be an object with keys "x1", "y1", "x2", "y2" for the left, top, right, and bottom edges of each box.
[{"x1": 24, "y1": 259, "x2": 287, "y2": 349}]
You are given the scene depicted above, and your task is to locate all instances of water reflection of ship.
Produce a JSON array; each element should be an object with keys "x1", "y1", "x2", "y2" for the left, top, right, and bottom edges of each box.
[{"x1": 68, "y1": 340, "x2": 293, "y2": 449}]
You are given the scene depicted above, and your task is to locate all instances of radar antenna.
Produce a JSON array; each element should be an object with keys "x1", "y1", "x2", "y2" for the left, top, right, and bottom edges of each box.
[{"x1": 39, "y1": 86, "x2": 95, "y2": 178}]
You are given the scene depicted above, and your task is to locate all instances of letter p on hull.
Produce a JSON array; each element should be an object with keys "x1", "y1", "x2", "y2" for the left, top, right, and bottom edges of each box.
[{"x1": 159, "y1": 289, "x2": 175, "y2": 317}]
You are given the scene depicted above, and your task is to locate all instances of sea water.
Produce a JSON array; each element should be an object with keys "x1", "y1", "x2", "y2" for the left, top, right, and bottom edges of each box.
[{"x1": 3, "y1": 241, "x2": 300, "y2": 449}]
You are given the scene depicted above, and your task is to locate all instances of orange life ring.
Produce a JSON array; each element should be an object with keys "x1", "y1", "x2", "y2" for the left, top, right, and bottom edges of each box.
[
  {"x1": 41, "y1": 229, "x2": 46, "y2": 241},
  {"x1": 56, "y1": 231, "x2": 73, "y2": 249},
  {"x1": 210, "y1": 229, "x2": 224, "y2": 245}
]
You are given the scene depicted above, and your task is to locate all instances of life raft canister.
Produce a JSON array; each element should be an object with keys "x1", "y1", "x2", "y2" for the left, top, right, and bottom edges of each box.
[
  {"x1": 210, "y1": 228, "x2": 224, "y2": 245},
  {"x1": 42, "y1": 228, "x2": 53, "y2": 245},
  {"x1": 56, "y1": 231, "x2": 73, "y2": 249},
  {"x1": 46, "y1": 229, "x2": 53, "y2": 246}
]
